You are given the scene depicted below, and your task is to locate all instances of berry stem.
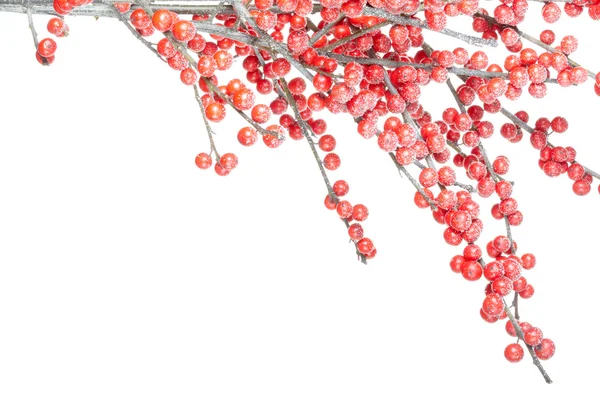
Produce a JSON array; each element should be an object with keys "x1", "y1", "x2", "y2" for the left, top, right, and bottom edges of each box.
[
  {"x1": 308, "y1": 12, "x2": 345, "y2": 46},
  {"x1": 193, "y1": 84, "x2": 221, "y2": 161},
  {"x1": 394, "y1": 162, "x2": 437, "y2": 209},
  {"x1": 25, "y1": 4, "x2": 40, "y2": 49},
  {"x1": 201, "y1": 77, "x2": 284, "y2": 140},
  {"x1": 319, "y1": 21, "x2": 390, "y2": 53},
  {"x1": 511, "y1": 291, "x2": 520, "y2": 320},
  {"x1": 112, "y1": 4, "x2": 162, "y2": 60},
  {"x1": 25, "y1": 3, "x2": 50, "y2": 65}
]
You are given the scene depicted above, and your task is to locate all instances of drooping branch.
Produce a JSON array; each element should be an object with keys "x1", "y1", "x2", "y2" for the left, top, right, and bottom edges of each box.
[
  {"x1": 193, "y1": 84, "x2": 221, "y2": 161},
  {"x1": 278, "y1": 77, "x2": 367, "y2": 264}
]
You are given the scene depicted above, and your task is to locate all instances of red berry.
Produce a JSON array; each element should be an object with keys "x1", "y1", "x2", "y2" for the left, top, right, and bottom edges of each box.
[
  {"x1": 450, "y1": 210, "x2": 472, "y2": 232},
  {"x1": 333, "y1": 180, "x2": 349, "y2": 197},
  {"x1": 513, "y1": 276, "x2": 528, "y2": 293},
  {"x1": 521, "y1": 253, "x2": 536, "y2": 270},
  {"x1": 197, "y1": 55, "x2": 216, "y2": 77},
  {"x1": 492, "y1": 276, "x2": 513, "y2": 296},
  {"x1": 323, "y1": 153, "x2": 341, "y2": 170},
  {"x1": 318, "y1": 135, "x2": 336, "y2": 152},
  {"x1": 534, "y1": 338, "x2": 556, "y2": 360},
  {"x1": 114, "y1": 3, "x2": 131, "y2": 13},
  {"x1": 152, "y1": 9, "x2": 174, "y2": 32},
  {"x1": 348, "y1": 223, "x2": 364, "y2": 241},
  {"x1": 519, "y1": 284, "x2": 535, "y2": 299},
  {"x1": 237, "y1": 127, "x2": 258, "y2": 146},
  {"x1": 262, "y1": 125, "x2": 285, "y2": 149},
  {"x1": 480, "y1": 308, "x2": 501, "y2": 323},
  {"x1": 352, "y1": 204, "x2": 369, "y2": 221},
  {"x1": 357, "y1": 238, "x2": 374, "y2": 254},
  {"x1": 573, "y1": 180, "x2": 591, "y2": 196},
  {"x1": 180, "y1": 67, "x2": 197, "y2": 85},
  {"x1": 461, "y1": 261, "x2": 483, "y2": 281},
  {"x1": 187, "y1": 34, "x2": 206, "y2": 52},
  {"x1": 524, "y1": 327, "x2": 543, "y2": 347},
  {"x1": 214, "y1": 162, "x2": 231, "y2": 176},
  {"x1": 450, "y1": 255, "x2": 466, "y2": 273},
  {"x1": 172, "y1": 20, "x2": 196, "y2": 42},
  {"x1": 505, "y1": 320, "x2": 517, "y2": 337},
  {"x1": 443, "y1": 227, "x2": 463, "y2": 246},
  {"x1": 195, "y1": 152, "x2": 212, "y2": 169},
  {"x1": 130, "y1": 9, "x2": 151, "y2": 29},
  {"x1": 336, "y1": 200, "x2": 353, "y2": 219},
  {"x1": 482, "y1": 293, "x2": 504, "y2": 316},
  {"x1": 219, "y1": 153, "x2": 238, "y2": 170},
  {"x1": 37, "y1": 38, "x2": 57, "y2": 58},
  {"x1": 324, "y1": 195, "x2": 336, "y2": 210},
  {"x1": 157, "y1": 38, "x2": 177, "y2": 58},
  {"x1": 205, "y1": 102, "x2": 225, "y2": 122},
  {"x1": 504, "y1": 343, "x2": 524, "y2": 363},
  {"x1": 233, "y1": 88, "x2": 255, "y2": 111},
  {"x1": 47, "y1": 17, "x2": 67, "y2": 37}
]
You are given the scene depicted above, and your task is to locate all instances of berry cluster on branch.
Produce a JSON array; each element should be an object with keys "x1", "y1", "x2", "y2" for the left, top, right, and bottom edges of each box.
[{"x1": 5, "y1": 0, "x2": 600, "y2": 384}]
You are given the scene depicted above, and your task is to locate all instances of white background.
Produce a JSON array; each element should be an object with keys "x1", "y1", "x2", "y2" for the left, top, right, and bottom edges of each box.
[{"x1": 1, "y1": 4, "x2": 599, "y2": 399}]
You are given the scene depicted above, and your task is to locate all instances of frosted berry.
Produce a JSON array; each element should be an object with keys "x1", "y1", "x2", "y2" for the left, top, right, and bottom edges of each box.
[{"x1": 504, "y1": 343, "x2": 524, "y2": 363}]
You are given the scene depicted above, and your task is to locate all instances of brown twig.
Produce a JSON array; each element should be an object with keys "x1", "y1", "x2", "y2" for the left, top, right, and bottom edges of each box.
[
  {"x1": 319, "y1": 21, "x2": 390, "y2": 53},
  {"x1": 278, "y1": 77, "x2": 367, "y2": 264},
  {"x1": 308, "y1": 12, "x2": 344, "y2": 46},
  {"x1": 25, "y1": 2, "x2": 51, "y2": 66},
  {"x1": 112, "y1": 4, "x2": 162, "y2": 60},
  {"x1": 193, "y1": 84, "x2": 221, "y2": 161}
]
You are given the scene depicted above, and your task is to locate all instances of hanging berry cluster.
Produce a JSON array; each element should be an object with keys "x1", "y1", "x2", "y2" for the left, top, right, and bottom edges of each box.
[{"x1": 8, "y1": 0, "x2": 600, "y2": 383}]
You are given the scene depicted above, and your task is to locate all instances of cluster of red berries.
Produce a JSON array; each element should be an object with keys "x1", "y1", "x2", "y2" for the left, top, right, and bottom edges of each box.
[
  {"x1": 35, "y1": 0, "x2": 78, "y2": 65},
  {"x1": 195, "y1": 151, "x2": 239, "y2": 177},
  {"x1": 539, "y1": 0, "x2": 600, "y2": 23},
  {"x1": 497, "y1": 111, "x2": 598, "y2": 195},
  {"x1": 324, "y1": 180, "x2": 376, "y2": 259},
  {"x1": 23, "y1": 0, "x2": 600, "y2": 380},
  {"x1": 471, "y1": 6, "x2": 600, "y2": 98},
  {"x1": 504, "y1": 319, "x2": 556, "y2": 363},
  {"x1": 52, "y1": 0, "x2": 92, "y2": 15}
]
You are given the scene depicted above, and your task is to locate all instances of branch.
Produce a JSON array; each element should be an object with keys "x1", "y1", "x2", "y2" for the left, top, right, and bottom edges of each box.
[
  {"x1": 362, "y1": 5, "x2": 498, "y2": 48},
  {"x1": 498, "y1": 108, "x2": 600, "y2": 180},
  {"x1": 308, "y1": 12, "x2": 344, "y2": 46},
  {"x1": 319, "y1": 21, "x2": 390, "y2": 53},
  {"x1": 112, "y1": 4, "x2": 162, "y2": 60},
  {"x1": 278, "y1": 77, "x2": 367, "y2": 264},
  {"x1": 25, "y1": 3, "x2": 51, "y2": 65},
  {"x1": 193, "y1": 84, "x2": 221, "y2": 161},
  {"x1": 201, "y1": 77, "x2": 284, "y2": 140}
]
